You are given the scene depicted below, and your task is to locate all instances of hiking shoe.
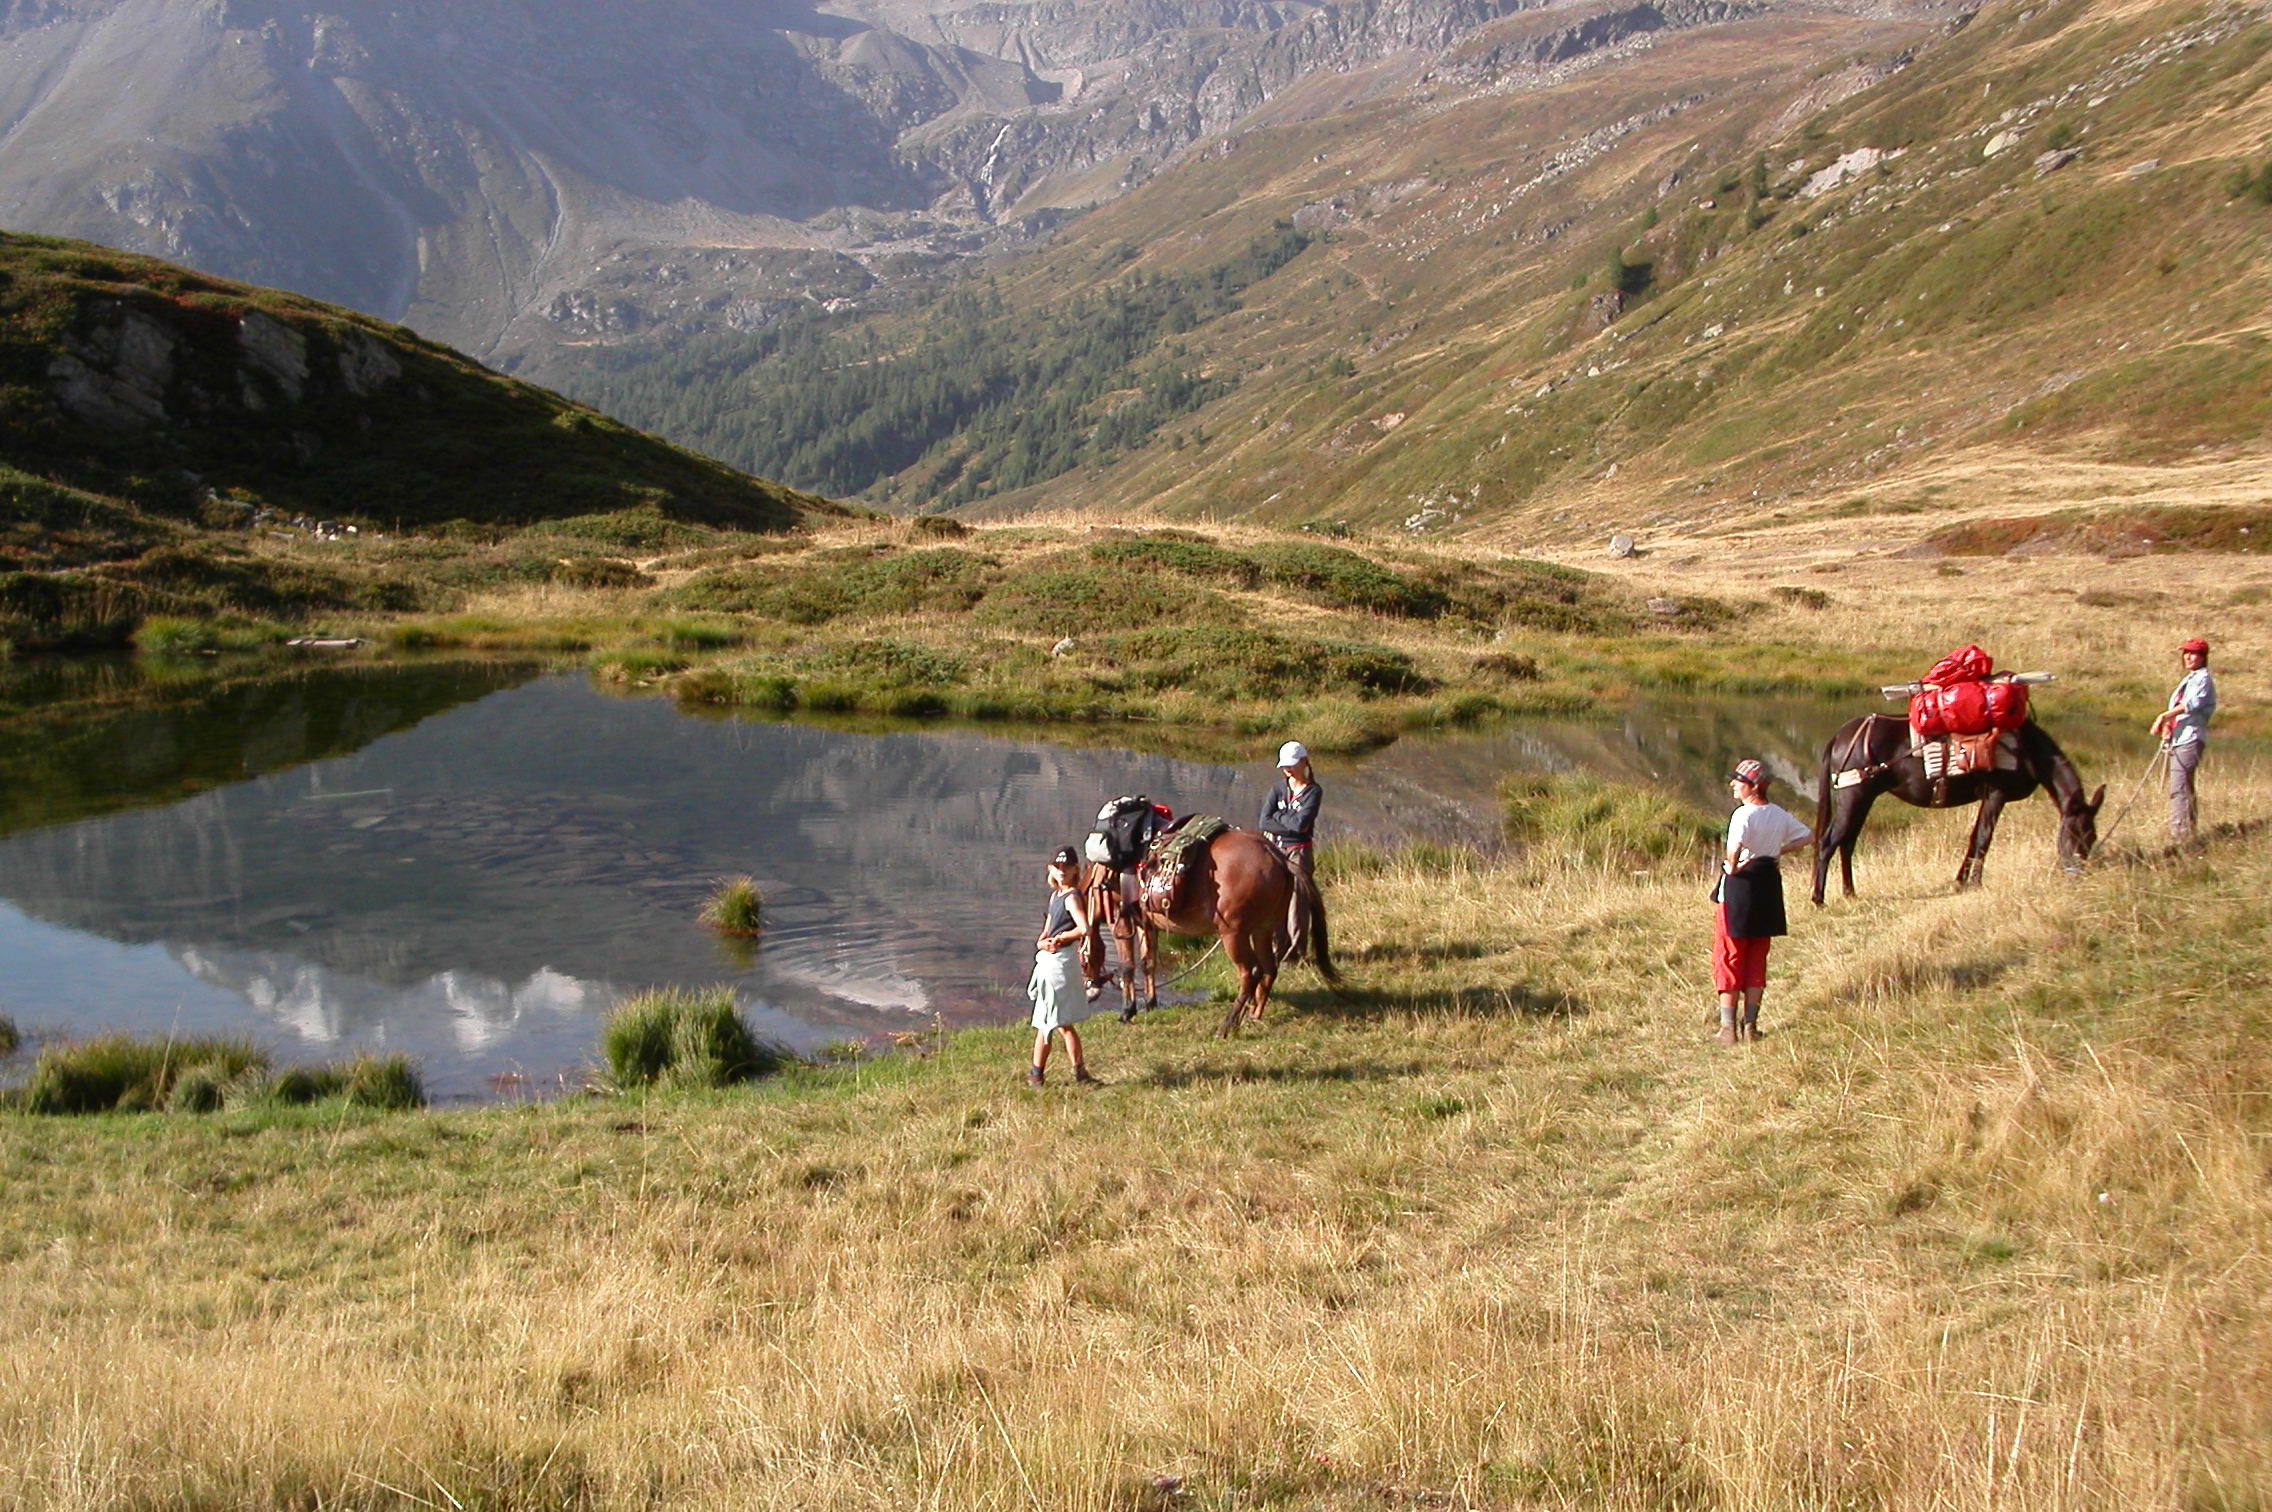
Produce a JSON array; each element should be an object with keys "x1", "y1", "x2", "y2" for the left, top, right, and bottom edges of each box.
[
  {"x1": 1025, "y1": 1067, "x2": 1045, "y2": 1088},
  {"x1": 1074, "y1": 1068, "x2": 1103, "y2": 1088},
  {"x1": 1712, "y1": 1024, "x2": 1741, "y2": 1046}
]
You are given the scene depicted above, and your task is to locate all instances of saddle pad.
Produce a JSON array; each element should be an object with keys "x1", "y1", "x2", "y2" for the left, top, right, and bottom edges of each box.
[{"x1": 1138, "y1": 815, "x2": 1231, "y2": 913}]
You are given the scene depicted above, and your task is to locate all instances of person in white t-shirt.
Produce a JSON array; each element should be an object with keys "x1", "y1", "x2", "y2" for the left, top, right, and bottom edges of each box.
[{"x1": 1712, "y1": 758, "x2": 1814, "y2": 1044}]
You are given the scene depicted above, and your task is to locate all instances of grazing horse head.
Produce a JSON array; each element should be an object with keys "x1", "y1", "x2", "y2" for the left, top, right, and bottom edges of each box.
[{"x1": 2056, "y1": 782, "x2": 2106, "y2": 874}]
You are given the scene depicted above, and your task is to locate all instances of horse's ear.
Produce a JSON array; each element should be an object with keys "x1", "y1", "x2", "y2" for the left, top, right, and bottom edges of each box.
[{"x1": 2088, "y1": 784, "x2": 2106, "y2": 814}]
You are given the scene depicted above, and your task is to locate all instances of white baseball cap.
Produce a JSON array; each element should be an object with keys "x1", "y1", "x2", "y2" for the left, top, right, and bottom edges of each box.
[{"x1": 1277, "y1": 740, "x2": 1309, "y2": 768}]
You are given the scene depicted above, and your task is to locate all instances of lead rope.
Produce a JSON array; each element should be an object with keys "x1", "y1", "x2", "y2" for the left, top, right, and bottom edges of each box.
[
  {"x1": 2094, "y1": 742, "x2": 2169, "y2": 848},
  {"x1": 1151, "y1": 938, "x2": 1224, "y2": 991}
]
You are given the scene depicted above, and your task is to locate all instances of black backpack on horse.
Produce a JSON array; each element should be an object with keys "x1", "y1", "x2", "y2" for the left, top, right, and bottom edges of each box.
[{"x1": 1086, "y1": 795, "x2": 1169, "y2": 870}]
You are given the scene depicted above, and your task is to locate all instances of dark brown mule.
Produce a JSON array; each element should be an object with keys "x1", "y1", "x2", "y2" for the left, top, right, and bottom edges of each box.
[
  {"x1": 1097, "y1": 827, "x2": 1337, "y2": 1036},
  {"x1": 1080, "y1": 863, "x2": 1159, "y2": 1021},
  {"x1": 1812, "y1": 714, "x2": 2103, "y2": 904}
]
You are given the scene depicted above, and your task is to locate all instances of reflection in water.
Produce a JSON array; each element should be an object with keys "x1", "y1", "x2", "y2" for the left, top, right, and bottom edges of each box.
[
  {"x1": 0, "y1": 667, "x2": 2159, "y2": 1100},
  {"x1": 172, "y1": 947, "x2": 615, "y2": 1053}
]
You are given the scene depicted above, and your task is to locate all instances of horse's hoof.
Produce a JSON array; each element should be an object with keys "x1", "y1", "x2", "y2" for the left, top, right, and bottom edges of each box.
[{"x1": 1118, "y1": 1006, "x2": 1138, "y2": 1024}]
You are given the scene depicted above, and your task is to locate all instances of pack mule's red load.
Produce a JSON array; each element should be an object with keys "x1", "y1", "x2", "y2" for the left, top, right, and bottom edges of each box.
[{"x1": 1905, "y1": 644, "x2": 2027, "y2": 739}]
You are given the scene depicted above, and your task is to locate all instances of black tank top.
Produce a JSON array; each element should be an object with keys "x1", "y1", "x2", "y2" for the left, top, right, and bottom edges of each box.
[{"x1": 1042, "y1": 889, "x2": 1076, "y2": 943}]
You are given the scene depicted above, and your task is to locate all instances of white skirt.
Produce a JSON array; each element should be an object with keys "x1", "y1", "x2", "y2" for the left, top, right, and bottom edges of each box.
[{"x1": 1027, "y1": 946, "x2": 1090, "y2": 1031}]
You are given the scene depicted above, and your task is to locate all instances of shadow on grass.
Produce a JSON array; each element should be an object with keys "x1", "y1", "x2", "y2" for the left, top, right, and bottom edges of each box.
[
  {"x1": 1836, "y1": 956, "x2": 2013, "y2": 1003},
  {"x1": 1279, "y1": 980, "x2": 1587, "y2": 1020},
  {"x1": 1344, "y1": 940, "x2": 1498, "y2": 964},
  {"x1": 1135, "y1": 1057, "x2": 1439, "y2": 1089}
]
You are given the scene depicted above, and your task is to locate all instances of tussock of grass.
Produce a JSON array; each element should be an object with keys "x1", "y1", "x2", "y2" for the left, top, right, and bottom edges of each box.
[
  {"x1": 132, "y1": 616, "x2": 280, "y2": 656},
  {"x1": 602, "y1": 988, "x2": 787, "y2": 1089},
  {"x1": 334, "y1": 1054, "x2": 426, "y2": 1111},
  {"x1": 21, "y1": 1037, "x2": 425, "y2": 1114},
  {"x1": 163, "y1": 1062, "x2": 234, "y2": 1114},
  {"x1": 0, "y1": 1015, "x2": 17, "y2": 1057},
  {"x1": 700, "y1": 876, "x2": 764, "y2": 937},
  {"x1": 23, "y1": 1035, "x2": 266, "y2": 1114}
]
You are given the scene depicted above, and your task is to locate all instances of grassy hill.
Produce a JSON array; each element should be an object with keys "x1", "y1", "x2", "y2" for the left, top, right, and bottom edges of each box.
[
  {"x1": 557, "y1": 0, "x2": 2272, "y2": 540},
  {"x1": 0, "y1": 231, "x2": 843, "y2": 647}
]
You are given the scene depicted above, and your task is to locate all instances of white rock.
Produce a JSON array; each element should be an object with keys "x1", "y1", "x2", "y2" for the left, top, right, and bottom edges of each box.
[{"x1": 1801, "y1": 148, "x2": 1883, "y2": 198}]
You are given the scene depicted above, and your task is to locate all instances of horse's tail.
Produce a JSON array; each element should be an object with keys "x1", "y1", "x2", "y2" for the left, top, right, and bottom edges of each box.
[
  {"x1": 1292, "y1": 866, "x2": 1339, "y2": 984},
  {"x1": 1812, "y1": 720, "x2": 1858, "y2": 906},
  {"x1": 1814, "y1": 727, "x2": 1841, "y2": 843}
]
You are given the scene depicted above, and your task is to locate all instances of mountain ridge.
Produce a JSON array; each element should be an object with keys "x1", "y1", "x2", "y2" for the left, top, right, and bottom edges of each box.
[
  {"x1": 0, "y1": 0, "x2": 1939, "y2": 368},
  {"x1": 553, "y1": 0, "x2": 2272, "y2": 540}
]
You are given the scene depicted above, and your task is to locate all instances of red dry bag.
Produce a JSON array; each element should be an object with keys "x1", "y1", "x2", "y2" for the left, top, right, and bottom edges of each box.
[
  {"x1": 1923, "y1": 644, "x2": 1994, "y2": 686},
  {"x1": 1939, "y1": 680, "x2": 1992, "y2": 735},
  {"x1": 1909, "y1": 690, "x2": 1949, "y2": 737},
  {"x1": 1983, "y1": 679, "x2": 2030, "y2": 732}
]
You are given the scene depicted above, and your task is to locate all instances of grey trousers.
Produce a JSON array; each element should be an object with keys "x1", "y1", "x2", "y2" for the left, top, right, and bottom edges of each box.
[{"x1": 2169, "y1": 739, "x2": 2205, "y2": 841}]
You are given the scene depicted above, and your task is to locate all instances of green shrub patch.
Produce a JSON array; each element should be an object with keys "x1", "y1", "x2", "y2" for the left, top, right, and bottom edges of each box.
[
  {"x1": 1105, "y1": 625, "x2": 1429, "y2": 699},
  {"x1": 1083, "y1": 536, "x2": 1264, "y2": 589},
  {"x1": 1249, "y1": 542, "x2": 1450, "y2": 619},
  {"x1": 974, "y1": 560, "x2": 1242, "y2": 633},
  {"x1": 666, "y1": 548, "x2": 993, "y2": 623}
]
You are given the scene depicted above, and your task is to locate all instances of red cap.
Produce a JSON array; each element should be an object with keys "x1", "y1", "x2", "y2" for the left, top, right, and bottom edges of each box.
[
  {"x1": 1728, "y1": 758, "x2": 1769, "y2": 788},
  {"x1": 2180, "y1": 637, "x2": 2210, "y2": 655}
]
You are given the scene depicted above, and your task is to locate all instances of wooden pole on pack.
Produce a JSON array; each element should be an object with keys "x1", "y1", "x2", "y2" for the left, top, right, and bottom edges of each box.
[{"x1": 1877, "y1": 672, "x2": 2058, "y2": 699}]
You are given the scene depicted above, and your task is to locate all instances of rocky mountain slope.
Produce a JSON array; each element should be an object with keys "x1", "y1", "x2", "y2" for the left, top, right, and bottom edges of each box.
[
  {"x1": 0, "y1": 0, "x2": 1933, "y2": 371},
  {"x1": 563, "y1": 0, "x2": 2272, "y2": 538},
  {"x1": 0, "y1": 230, "x2": 836, "y2": 646}
]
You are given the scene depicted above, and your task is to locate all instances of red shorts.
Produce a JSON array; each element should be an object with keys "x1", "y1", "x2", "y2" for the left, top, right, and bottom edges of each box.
[{"x1": 1712, "y1": 904, "x2": 1771, "y2": 993}]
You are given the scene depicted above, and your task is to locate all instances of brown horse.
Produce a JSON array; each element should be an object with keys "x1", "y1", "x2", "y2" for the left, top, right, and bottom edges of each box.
[
  {"x1": 1812, "y1": 714, "x2": 2103, "y2": 904},
  {"x1": 1090, "y1": 828, "x2": 1336, "y2": 1035}
]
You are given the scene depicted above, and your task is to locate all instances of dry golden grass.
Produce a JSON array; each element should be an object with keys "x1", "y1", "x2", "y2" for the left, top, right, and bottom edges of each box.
[
  {"x1": 1522, "y1": 475, "x2": 2271, "y2": 728},
  {"x1": 3, "y1": 752, "x2": 2266, "y2": 1509}
]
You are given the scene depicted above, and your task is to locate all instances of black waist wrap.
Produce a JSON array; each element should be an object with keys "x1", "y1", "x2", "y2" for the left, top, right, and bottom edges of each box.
[{"x1": 1720, "y1": 856, "x2": 1788, "y2": 939}]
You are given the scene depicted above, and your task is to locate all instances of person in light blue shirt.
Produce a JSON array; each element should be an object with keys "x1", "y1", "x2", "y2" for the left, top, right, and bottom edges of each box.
[{"x1": 2150, "y1": 637, "x2": 2216, "y2": 842}]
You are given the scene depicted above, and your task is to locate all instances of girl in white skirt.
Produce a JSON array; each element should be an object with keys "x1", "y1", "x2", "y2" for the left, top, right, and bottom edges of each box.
[{"x1": 1027, "y1": 845, "x2": 1099, "y2": 1087}]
